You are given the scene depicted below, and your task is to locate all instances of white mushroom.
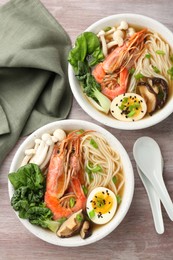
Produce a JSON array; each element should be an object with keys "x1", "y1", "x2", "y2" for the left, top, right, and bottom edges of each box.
[
  {"x1": 29, "y1": 140, "x2": 48, "y2": 166},
  {"x1": 113, "y1": 29, "x2": 124, "y2": 40},
  {"x1": 127, "y1": 27, "x2": 136, "y2": 37},
  {"x1": 97, "y1": 30, "x2": 108, "y2": 57},
  {"x1": 117, "y1": 21, "x2": 128, "y2": 30},
  {"x1": 107, "y1": 36, "x2": 124, "y2": 48},
  {"x1": 21, "y1": 155, "x2": 33, "y2": 166},
  {"x1": 40, "y1": 144, "x2": 54, "y2": 170},
  {"x1": 25, "y1": 148, "x2": 35, "y2": 156},
  {"x1": 20, "y1": 148, "x2": 36, "y2": 166},
  {"x1": 42, "y1": 133, "x2": 53, "y2": 146},
  {"x1": 52, "y1": 129, "x2": 66, "y2": 143}
]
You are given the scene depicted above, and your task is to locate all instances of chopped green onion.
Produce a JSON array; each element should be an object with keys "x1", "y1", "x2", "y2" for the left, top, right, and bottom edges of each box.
[
  {"x1": 82, "y1": 185, "x2": 88, "y2": 196},
  {"x1": 170, "y1": 55, "x2": 173, "y2": 63},
  {"x1": 69, "y1": 197, "x2": 76, "y2": 208},
  {"x1": 127, "y1": 110, "x2": 136, "y2": 117},
  {"x1": 87, "y1": 161, "x2": 102, "y2": 173},
  {"x1": 145, "y1": 53, "x2": 151, "y2": 59},
  {"x1": 90, "y1": 138, "x2": 98, "y2": 149},
  {"x1": 116, "y1": 195, "x2": 122, "y2": 204},
  {"x1": 76, "y1": 213, "x2": 83, "y2": 222},
  {"x1": 152, "y1": 66, "x2": 160, "y2": 73},
  {"x1": 167, "y1": 66, "x2": 173, "y2": 79},
  {"x1": 103, "y1": 26, "x2": 112, "y2": 32},
  {"x1": 156, "y1": 50, "x2": 165, "y2": 55},
  {"x1": 122, "y1": 97, "x2": 128, "y2": 103},
  {"x1": 112, "y1": 176, "x2": 117, "y2": 184},
  {"x1": 118, "y1": 104, "x2": 125, "y2": 110},
  {"x1": 85, "y1": 166, "x2": 93, "y2": 182},
  {"x1": 134, "y1": 73, "x2": 144, "y2": 80},
  {"x1": 129, "y1": 68, "x2": 135, "y2": 74},
  {"x1": 58, "y1": 217, "x2": 67, "y2": 224},
  {"x1": 89, "y1": 209, "x2": 95, "y2": 219},
  {"x1": 76, "y1": 129, "x2": 84, "y2": 135}
]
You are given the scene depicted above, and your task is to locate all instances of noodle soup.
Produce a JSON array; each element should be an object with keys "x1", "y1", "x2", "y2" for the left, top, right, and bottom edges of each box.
[
  {"x1": 8, "y1": 120, "x2": 131, "y2": 246},
  {"x1": 68, "y1": 14, "x2": 173, "y2": 129}
]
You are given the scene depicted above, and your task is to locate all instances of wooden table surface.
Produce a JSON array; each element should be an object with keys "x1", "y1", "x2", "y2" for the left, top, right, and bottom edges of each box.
[{"x1": 1, "y1": 0, "x2": 173, "y2": 259}]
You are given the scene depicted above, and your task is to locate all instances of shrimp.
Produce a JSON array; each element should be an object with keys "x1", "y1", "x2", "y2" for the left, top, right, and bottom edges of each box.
[
  {"x1": 45, "y1": 177, "x2": 86, "y2": 220},
  {"x1": 44, "y1": 131, "x2": 87, "y2": 220},
  {"x1": 92, "y1": 29, "x2": 147, "y2": 100}
]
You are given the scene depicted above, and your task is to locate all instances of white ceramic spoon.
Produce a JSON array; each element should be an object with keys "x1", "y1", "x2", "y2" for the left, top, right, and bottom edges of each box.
[
  {"x1": 136, "y1": 164, "x2": 164, "y2": 234},
  {"x1": 133, "y1": 136, "x2": 173, "y2": 221}
]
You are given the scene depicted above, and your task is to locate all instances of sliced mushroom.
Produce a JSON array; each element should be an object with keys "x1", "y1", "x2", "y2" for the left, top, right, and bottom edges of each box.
[
  {"x1": 137, "y1": 81, "x2": 157, "y2": 114},
  {"x1": 152, "y1": 77, "x2": 168, "y2": 108},
  {"x1": 57, "y1": 210, "x2": 84, "y2": 238},
  {"x1": 80, "y1": 221, "x2": 92, "y2": 239}
]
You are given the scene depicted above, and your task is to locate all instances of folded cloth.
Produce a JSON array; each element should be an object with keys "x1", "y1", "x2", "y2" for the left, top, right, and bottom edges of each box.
[{"x1": 0, "y1": 0, "x2": 72, "y2": 165}]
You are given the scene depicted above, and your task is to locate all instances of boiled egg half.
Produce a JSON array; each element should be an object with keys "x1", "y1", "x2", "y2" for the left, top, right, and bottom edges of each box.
[
  {"x1": 86, "y1": 187, "x2": 117, "y2": 224},
  {"x1": 110, "y1": 93, "x2": 147, "y2": 122}
]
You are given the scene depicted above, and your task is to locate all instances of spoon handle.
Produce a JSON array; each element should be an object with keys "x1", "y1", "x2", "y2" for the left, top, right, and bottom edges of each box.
[
  {"x1": 151, "y1": 175, "x2": 173, "y2": 221},
  {"x1": 137, "y1": 166, "x2": 164, "y2": 234}
]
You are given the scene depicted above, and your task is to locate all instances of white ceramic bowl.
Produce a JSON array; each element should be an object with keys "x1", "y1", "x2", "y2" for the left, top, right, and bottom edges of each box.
[
  {"x1": 68, "y1": 14, "x2": 173, "y2": 130},
  {"x1": 8, "y1": 120, "x2": 134, "y2": 246}
]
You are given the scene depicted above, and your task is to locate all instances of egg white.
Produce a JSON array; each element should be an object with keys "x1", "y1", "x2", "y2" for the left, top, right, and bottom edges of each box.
[
  {"x1": 110, "y1": 93, "x2": 147, "y2": 122},
  {"x1": 86, "y1": 187, "x2": 117, "y2": 225}
]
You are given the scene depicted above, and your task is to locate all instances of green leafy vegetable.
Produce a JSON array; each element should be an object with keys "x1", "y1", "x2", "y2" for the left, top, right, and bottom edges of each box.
[
  {"x1": 8, "y1": 163, "x2": 62, "y2": 233},
  {"x1": 68, "y1": 32, "x2": 111, "y2": 114},
  {"x1": 155, "y1": 50, "x2": 165, "y2": 55},
  {"x1": 68, "y1": 32, "x2": 104, "y2": 72}
]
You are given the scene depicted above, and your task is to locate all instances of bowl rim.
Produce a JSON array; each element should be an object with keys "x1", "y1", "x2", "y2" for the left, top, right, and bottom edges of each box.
[
  {"x1": 8, "y1": 119, "x2": 134, "y2": 247},
  {"x1": 68, "y1": 13, "x2": 173, "y2": 130}
]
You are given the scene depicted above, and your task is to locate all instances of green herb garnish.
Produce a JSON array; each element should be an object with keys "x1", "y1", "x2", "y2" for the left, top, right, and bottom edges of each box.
[
  {"x1": 170, "y1": 55, "x2": 173, "y2": 63},
  {"x1": 127, "y1": 110, "x2": 136, "y2": 117},
  {"x1": 89, "y1": 209, "x2": 95, "y2": 219},
  {"x1": 85, "y1": 166, "x2": 93, "y2": 182},
  {"x1": 76, "y1": 129, "x2": 84, "y2": 135},
  {"x1": 134, "y1": 73, "x2": 144, "y2": 80},
  {"x1": 76, "y1": 213, "x2": 83, "y2": 222},
  {"x1": 167, "y1": 66, "x2": 173, "y2": 79},
  {"x1": 90, "y1": 138, "x2": 98, "y2": 149},
  {"x1": 145, "y1": 53, "x2": 151, "y2": 59},
  {"x1": 103, "y1": 26, "x2": 112, "y2": 32},
  {"x1": 129, "y1": 68, "x2": 135, "y2": 74},
  {"x1": 116, "y1": 195, "x2": 122, "y2": 204},
  {"x1": 112, "y1": 176, "x2": 117, "y2": 184},
  {"x1": 82, "y1": 185, "x2": 88, "y2": 196},
  {"x1": 69, "y1": 197, "x2": 76, "y2": 208},
  {"x1": 156, "y1": 50, "x2": 165, "y2": 55},
  {"x1": 152, "y1": 66, "x2": 160, "y2": 73}
]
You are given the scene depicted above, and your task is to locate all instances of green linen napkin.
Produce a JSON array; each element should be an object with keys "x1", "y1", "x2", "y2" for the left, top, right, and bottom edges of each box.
[{"x1": 0, "y1": 0, "x2": 72, "y2": 165}]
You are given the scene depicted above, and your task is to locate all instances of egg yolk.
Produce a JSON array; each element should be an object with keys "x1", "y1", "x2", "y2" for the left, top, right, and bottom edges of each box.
[
  {"x1": 91, "y1": 190, "x2": 113, "y2": 214},
  {"x1": 119, "y1": 96, "x2": 142, "y2": 118}
]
